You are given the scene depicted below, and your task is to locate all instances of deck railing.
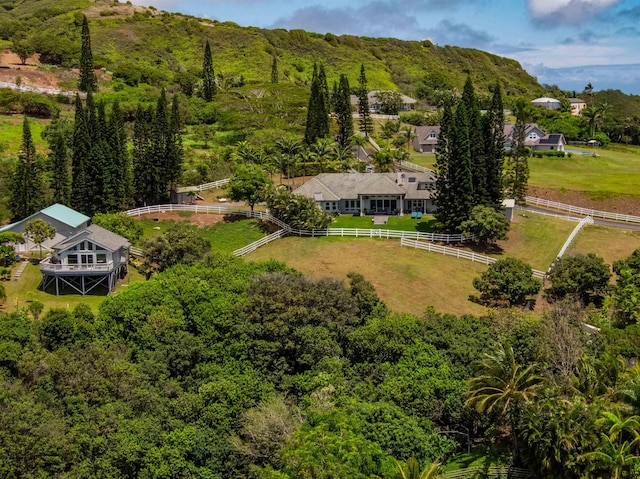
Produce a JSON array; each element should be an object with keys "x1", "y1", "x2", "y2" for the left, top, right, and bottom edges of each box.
[{"x1": 40, "y1": 260, "x2": 114, "y2": 273}]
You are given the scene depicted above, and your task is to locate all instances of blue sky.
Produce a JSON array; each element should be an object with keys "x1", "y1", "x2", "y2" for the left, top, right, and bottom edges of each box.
[{"x1": 136, "y1": 0, "x2": 640, "y2": 95}]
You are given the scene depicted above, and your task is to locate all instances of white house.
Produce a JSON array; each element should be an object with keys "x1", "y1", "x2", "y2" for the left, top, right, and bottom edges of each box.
[{"x1": 531, "y1": 97, "x2": 561, "y2": 110}]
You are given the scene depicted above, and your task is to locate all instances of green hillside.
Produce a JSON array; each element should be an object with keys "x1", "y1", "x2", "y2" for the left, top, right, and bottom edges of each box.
[{"x1": 0, "y1": 0, "x2": 542, "y2": 100}]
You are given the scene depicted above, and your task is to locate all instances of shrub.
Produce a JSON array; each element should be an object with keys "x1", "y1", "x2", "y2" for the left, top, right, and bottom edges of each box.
[{"x1": 472, "y1": 257, "x2": 541, "y2": 307}]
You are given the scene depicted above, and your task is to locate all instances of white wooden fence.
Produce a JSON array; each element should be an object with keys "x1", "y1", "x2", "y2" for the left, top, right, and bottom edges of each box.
[
  {"x1": 401, "y1": 238, "x2": 546, "y2": 279},
  {"x1": 554, "y1": 215, "x2": 594, "y2": 262},
  {"x1": 193, "y1": 178, "x2": 230, "y2": 191},
  {"x1": 526, "y1": 196, "x2": 640, "y2": 224},
  {"x1": 232, "y1": 229, "x2": 289, "y2": 256},
  {"x1": 398, "y1": 159, "x2": 435, "y2": 174},
  {"x1": 444, "y1": 466, "x2": 535, "y2": 479}
]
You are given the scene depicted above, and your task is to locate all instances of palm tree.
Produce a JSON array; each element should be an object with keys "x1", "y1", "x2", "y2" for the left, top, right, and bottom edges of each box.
[
  {"x1": 399, "y1": 125, "x2": 416, "y2": 152},
  {"x1": 396, "y1": 457, "x2": 442, "y2": 479},
  {"x1": 274, "y1": 137, "x2": 303, "y2": 186},
  {"x1": 467, "y1": 343, "x2": 544, "y2": 454},
  {"x1": 311, "y1": 137, "x2": 335, "y2": 173},
  {"x1": 332, "y1": 144, "x2": 356, "y2": 172},
  {"x1": 380, "y1": 119, "x2": 401, "y2": 141},
  {"x1": 581, "y1": 434, "x2": 640, "y2": 479},
  {"x1": 371, "y1": 148, "x2": 394, "y2": 173}
]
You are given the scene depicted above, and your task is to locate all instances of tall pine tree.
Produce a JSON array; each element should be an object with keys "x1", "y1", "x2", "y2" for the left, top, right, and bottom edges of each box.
[
  {"x1": 506, "y1": 99, "x2": 530, "y2": 204},
  {"x1": 202, "y1": 40, "x2": 216, "y2": 101},
  {"x1": 461, "y1": 76, "x2": 487, "y2": 205},
  {"x1": 9, "y1": 116, "x2": 45, "y2": 220},
  {"x1": 78, "y1": 15, "x2": 97, "y2": 92},
  {"x1": 357, "y1": 64, "x2": 373, "y2": 137},
  {"x1": 448, "y1": 101, "x2": 474, "y2": 232},
  {"x1": 434, "y1": 99, "x2": 454, "y2": 230},
  {"x1": 47, "y1": 116, "x2": 71, "y2": 205},
  {"x1": 483, "y1": 81, "x2": 505, "y2": 209},
  {"x1": 108, "y1": 100, "x2": 132, "y2": 209},
  {"x1": 165, "y1": 95, "x2": 184, "y2": 194},
  {"x1": 304, "y1": 64, "x2": 329, "y2": 145},
  {"x1": 335, "y1": 74, "x2": 354, "y2": 148},
  {"x1": 71, "y1": 94, "x2": 91, "y2": 214},
  {"x1": 271, "y1": 56, "x2": 278, "y2": 84},
  {"x1": 133, "y1": 104, "x2": 155, "y2": 206}
]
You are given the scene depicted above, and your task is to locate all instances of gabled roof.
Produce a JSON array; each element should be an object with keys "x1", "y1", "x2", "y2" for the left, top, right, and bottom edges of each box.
[
  {"x1": 53, "y1": 224, "x2": 130, "y2": 252},
  {"x1": 569, "y1": 98, "x2": 586, "y2": 103},
  {"x1": 0, "y1": 203, "x2": 90, "y2": 233},
  {"x1": 538, "y1": 134, "x2": 566, "y2": 145},
  {"x1": 414, "y1": 126, "x2": 441, "y2": 145}
]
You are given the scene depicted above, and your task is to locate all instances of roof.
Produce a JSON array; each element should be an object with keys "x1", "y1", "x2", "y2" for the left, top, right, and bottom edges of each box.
[
  {"x1": 0, "y1": 203, "x2": 90, "y2": 233},
  {"x1": 569, "y1": 98, "x2": 586, "y2": 103},
  {"x1": 538, "y1": 134, "x2": 566, "y2": 145},
  {"x1": 53, "y1": 223, "x2": 130, "y2": 252},
  {"x1": 414, "y1": 126, "x2": 441, "y2": 145},
  {"x1": 293, "y1": 172, "x2": 436, "y2": 201},
  {"x1": 531, "y1": 97, "x2": 560, "y2": 103},
  {"x1": 350, "y1": 90, "x2": 417, "y2": 105}
]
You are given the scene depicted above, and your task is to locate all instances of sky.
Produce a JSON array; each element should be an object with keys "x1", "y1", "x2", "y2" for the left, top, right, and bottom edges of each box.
[{"x1": 134, "y1": 0, "x2": 640, "y2": 95}]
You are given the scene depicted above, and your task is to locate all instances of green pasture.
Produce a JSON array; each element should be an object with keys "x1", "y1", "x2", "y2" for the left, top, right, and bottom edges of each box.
[
  {"x1": 566, "y1": 224, "x2": 640, "y2": 265},
  {"x1": 528, "y1": 146, "x2": 640, "y2": 198},
  {"x1": 0, "y1": 114, "x2": 50, "y2": 155}
]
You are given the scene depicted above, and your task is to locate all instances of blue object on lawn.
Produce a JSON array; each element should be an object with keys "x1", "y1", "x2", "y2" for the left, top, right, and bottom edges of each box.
[
  {"x1": 411, "y1": 212, "x2": 417, "y2": 219},
  {"x1": 416, "y1": 212, "x2": 423, "y2": 219}
]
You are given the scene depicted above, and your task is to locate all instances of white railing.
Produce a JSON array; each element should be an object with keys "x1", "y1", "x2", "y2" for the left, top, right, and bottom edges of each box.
[
  {"x1": 401, "y1": 238, "x2": 546, "y2": 279},
  {"x1": 398, "y1": 159, "x2": 435, "y2": 174},
  {"x1": 515, "y1": 206, "x2": 582, "y2": 222},
  {"x1": 232, "y1": 229, "x2": 289, "y2": 256},
  {"x1": 554, "y1": 215, "x2": 594, "y2": 262},
  {"x1": 40, "y1": 261, "x2": 114, "y2": 273},
  {"x1": 444, "y1": 466, "x2": 535, "y2": 479},
  {"x1": 291, "y1": 228, "x2": 465, "y2": 243},
  {"x1": 526, "y1": 196, "x2": 640, "y2": 224},
  {"x1": 193, "y1": 178, "x2": 230, "y2": 191},
  {"x1": 130, "y1": 246, "x2": 144, "y2": 256}
]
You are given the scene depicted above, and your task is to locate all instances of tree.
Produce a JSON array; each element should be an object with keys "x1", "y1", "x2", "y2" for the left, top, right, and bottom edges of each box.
[
  {"x1": 9, "y1": 116, "x2": 45, "y2": 220},
  {"x1": 399, "y1": 125, "x2": 416, "y2": 152},
  {"x1": 78, "y1": 15, "x2": 97, "y2": 92},
  {"x1": 12, "y1": 38, "x2": 34, "y2": 65},
  {"x1": 371, "y1": 147, "x2": 395, "y2": 173},
  {"x1": 447, "y1": 101, "x2": 474, "y2": 232},
  {"x1": 265, "y1": 185, "x2": 331, "y2": 229},
  {"x1": 461, "y1": 76, "x2": 487, "y2": 205},
  {"x1": 434, "y1": 99, "x2": 454, "y2": 231},
  {"x1": 23, "y1": 218, "x2": 55, "y2": 259},
  {"x1": 335, "y1": 74, "x2": 354, "y2": 148},
  {"x1": 70, "y1": 94, "x2": 91, "y2": 213},
  {"x1": 483, "y1": 81, "x2": 506, "y2": 209},
  {"x1": 357, "y1": 64, "x2": 373, "y2": 137},
  {"x1": 505, "y1": 99, "x2": 530, "y2": 204},
  {"x1": 375, "y1": 91, "x2": 403, "y2": 115},
  {"x1": 472, "y1": 257, "x2": 541, "y2": 307},
  {"x1": 396, "y1": 457, "x2": 442, "y2": 479},
  {"x1": 467, "y1": 342, "x2": 544, "y2": 453},
  {"x1": 271, "y1": 55, "x2": 279, "y2": 84},
  {"x1": 92, "y1": 213, "x2": 143, "y2": 243},
  {"x1": 47, "y1": 117, "x2": 72, "y2": 205},
  {"x1": 228, "y1": 164, "x2": 271, "y2": 211},
  {"x1": 546, "y1": 253, "x2": 611, "y2": 305},
  {"x1": 304, "y1": 64, "x2": 330, "y2": 145},
  {"x1": 202, "y1": 40, "x2": 216, "y2": 101},
  {"x1": 461, "y1": 205, "x2": 509, "y2": 245},
  {"x1": 141, "y1": 224, "x2": 210, "y2": 274}
]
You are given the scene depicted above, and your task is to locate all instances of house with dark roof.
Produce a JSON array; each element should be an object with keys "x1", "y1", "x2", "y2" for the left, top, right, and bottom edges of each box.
[
  {"x1": 39, "y1": 223, "x2": 130, "y2": 296},
  {"x1": 0, "y1": 203, "x2": 90, "y2": 254},
  {"x1": 350, "y1": 91, "x2": 417, "y2": 113},
  {"x1": 293, "y1": 172, "x2": 437, "y2": 215},
  {"x1": 413, "y1": 126, "x2": 441, "y2": 153}
]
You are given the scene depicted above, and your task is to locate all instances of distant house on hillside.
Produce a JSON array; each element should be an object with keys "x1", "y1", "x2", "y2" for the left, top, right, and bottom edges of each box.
[
  {"x1": 350, "y1": 91, "x2": 417, "y2": 113},
  {"x1": 531, "y1": 97, "x2": 561, "y2": 110},
  {"x1": 412, "y1": 123, "x2": 565, "y2": 153},
  {"x1": 569, "y1": 98, "x2": 587, "y2": 116}
]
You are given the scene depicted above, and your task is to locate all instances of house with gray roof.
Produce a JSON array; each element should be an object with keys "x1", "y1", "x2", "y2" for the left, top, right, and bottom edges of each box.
[
  {"x1": 293, "y1": 172, "x2": 437, "y2": 215},
  {"x1": 350, "y1": 91, "x2": 417, "y2": 113},
  {"x1": 39, "y1": 223, "x2": 130, "y2": 296},
  {"x1": 413, "y1": 126, "x2": 441, "y2": 153}
]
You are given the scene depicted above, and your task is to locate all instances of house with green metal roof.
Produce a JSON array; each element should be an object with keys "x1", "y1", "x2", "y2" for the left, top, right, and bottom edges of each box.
[{"x1": 0, "y1": 203, "x2": 91, "y2": 254}]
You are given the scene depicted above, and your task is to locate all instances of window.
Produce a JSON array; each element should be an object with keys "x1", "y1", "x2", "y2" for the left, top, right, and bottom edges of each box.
[
  {"x1": 87, "y1": 242, "x2": 93, "y2": 250},
  {"x1": 408, "y1": 177, "x2": 416, "y2": 183},
  {"x1": 528, "y1": 133, "x2": 538, "y2": 140},
  {"x1": 96, "y1": 254, "x2": 107, "y2": 264},
  {"x1": 429, "y1": 132, "x2": 437, "y2": 138},
  {"x1": 68, "y1": 254, "x2": 78, "y2": 265}
]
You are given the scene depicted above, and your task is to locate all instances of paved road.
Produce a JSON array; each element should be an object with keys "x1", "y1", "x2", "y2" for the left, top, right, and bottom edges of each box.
[{"x1": 522, "y1": 205, "x2": 640, "y2": 231}]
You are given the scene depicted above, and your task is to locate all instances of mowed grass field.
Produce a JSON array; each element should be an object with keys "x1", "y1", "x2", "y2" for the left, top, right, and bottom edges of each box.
[
  {"x1": 0, "y1": 114, "x2": 50, "y2": 154},
  {"x1": 566, "y1": 224, "x2": 640, "y2": 265},
  {"x1": 247, "y1": 236, "x2": 488, "y2": 316}
]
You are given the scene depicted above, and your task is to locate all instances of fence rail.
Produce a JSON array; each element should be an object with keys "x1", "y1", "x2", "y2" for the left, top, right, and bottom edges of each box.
[
  {"x1": 401, "y1": 238, "x2": 546, "y2": 279},
  {"x1": 526, "y1": 196, "x2": 640, "y2": 224},
  {"x1": 398, "y1": 160, "x2": 435, "y2": 174},
  {"x1": 194, "y1": 178, "x2": 230, "y2": 191},
  {"x1": 554, "y1": 215, "x2": 594, "y2": 263},
  {"x1": 444, "y1": 466, "x2": 535, "y2": 479},
  {"x1": 232, "y1": 229, "x2": 288, "y2": 256},
  {"x1": 290, "y1": 228, "x2": 465, "y2": 243}
]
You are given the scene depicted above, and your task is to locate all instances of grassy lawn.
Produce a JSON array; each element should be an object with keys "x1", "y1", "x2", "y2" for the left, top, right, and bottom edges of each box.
[
  {"x1": 565, "y1": 224, "x2": 640, "y2": 265},
  {"x1": 0, "y1": 114, "x2": 50, "y2": 155},
  {"x1": 247, "y1": 236, "x2": 488, "y2": 317},
  {"x1": 3, "y1": 261, "x2": 145, "y2": 314},
  {"x1": 529, "y1": 146, "x2": 640, "y2": 198},
  {"x1": 494, "y1": 212, "x2": 578, "y2": 270},
  {"x1": 406, "y1": 154, "x2": 436, "y2": 168},
  {"x1": 331, "y1": 214, "x2": 437, "y2": 232}
]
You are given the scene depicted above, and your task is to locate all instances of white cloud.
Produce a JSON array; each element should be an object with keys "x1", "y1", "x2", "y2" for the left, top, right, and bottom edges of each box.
[{"x1": 527, "y1": 0, "x2": 621, "y2": 24}]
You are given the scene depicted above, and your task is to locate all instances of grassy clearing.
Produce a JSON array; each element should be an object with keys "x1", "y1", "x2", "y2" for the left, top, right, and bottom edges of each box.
[
  {"x1": 565, "y1": 224, "x2": 640, "y2": 265},
  {"x1": 247, "y1": 236, "x2": 488, "y2": 317},
  {"x1": 494, "y1": 212, "x2": 577, "y2": 270},
  {"x1": 2, "y1": 261, "x2": 144, "y2": 314},
  {"x1": 529, "y1": 147, "x2": 640, "y2": 198},
  {"x1": 0, "y1": 114, "x2": 50, "y2": 155},
  {"x1": 331, "y1": 214, "x2": 437, "y2": 232}
]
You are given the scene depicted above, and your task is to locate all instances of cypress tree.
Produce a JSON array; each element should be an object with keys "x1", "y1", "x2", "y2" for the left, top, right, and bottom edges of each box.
[
  {"x1": 483, "y1": 81, "x2": 505, "y2": 209},
  {"x1": 48, "y1": 118, "x2": 71, "y2": 205},
  {"x1": 85, "y1": 141, "x2": 107, "y2": 215},
  {"x1": 357, "y1": 64, "x2": 373, "y2": 136},
  {"x1": 506, "y1": 99, "x2": 530, "y2": 204},
  {"x1": 133, "y1": 105, "x2": 155, "y2": 205},
  {"x1": 318, "y1": 64, "x2": 330, "y2": 138},
  {"x1": 434, "y1": 99, "x2": 454, "y2": 230},
  {"x1": 336, "y1": 74, "x2": 354, "y2": 148},
  {"x1": 78, "y1": 15, "x2": 97, "y2": 92},
  {"x1": 304, "y1": 64, "x2": 324, "y2": 145},
  {"x1": 9, "y1": 116, "x2": 45, "y2": 220},
  {"x1": 461, "y1": 76, "x2": 487, "y2": 205},
  {"x1": 449, "y1": 102, "x2": 474, "y2": 231},
  {"x1": 71, "y1": 95, "x2": 91, "y2": 214},
  {"x1": 108, "y1": 100, "x2": 132, "y2": 209},
  {"x1": 271, "y1": 56, "x2": 278, "y2": 84},
  {"x1": 154, "y1": 88, "x2": 170, "y2": 202},
  {"x1": 165, "y1": 95, "x2": 184, "y2": 194},
  {"x1": 202, "y1": 40, "x2": 215, "y2": 101}
]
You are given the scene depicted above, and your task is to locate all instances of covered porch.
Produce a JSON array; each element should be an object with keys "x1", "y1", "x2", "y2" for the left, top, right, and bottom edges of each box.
[{"x1": 359, "y1": 194, "x2": 405, "y2": 216}]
